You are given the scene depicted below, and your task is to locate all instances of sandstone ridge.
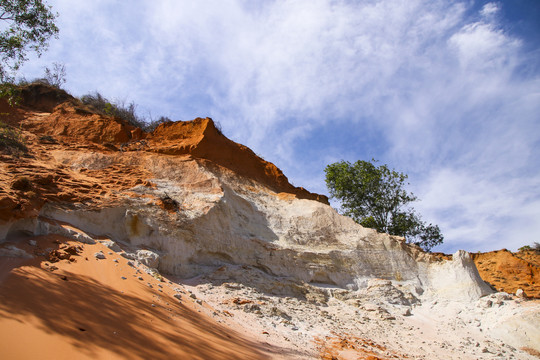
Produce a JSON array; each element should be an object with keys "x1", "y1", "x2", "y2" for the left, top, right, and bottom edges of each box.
[
  {"x1": 148, "y1": 117, "x2": 328, "y2": 204},
  {"x1": 1, "y1": 84, "x2": 327, "y2": 206}
]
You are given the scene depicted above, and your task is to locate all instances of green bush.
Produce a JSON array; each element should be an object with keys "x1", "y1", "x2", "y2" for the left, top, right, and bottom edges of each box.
[
  {"x1": 0, "y1": 0, "x2": 59, "y2": 84},
  {"x1": 11, "y1": 62, "x2": 66, "y2": 89},
  {"x1": 325, "y1": 159, "x2": 443, "y2": 251},
  {"x1": 80, "y1": 92, "x2": 173, "y2": 132},
  {"x1": 0, "y1": 82, "x2": 22, "y2": 105},
  {"x1": 43, "y1": 62, "x2": 66, "y2": 89},
  {"x1": 80, "y1": 92, "x2": 146, "y2": 129},
  {"x1": 145, "y1": 116, "x2": 172, "y2": 132}
]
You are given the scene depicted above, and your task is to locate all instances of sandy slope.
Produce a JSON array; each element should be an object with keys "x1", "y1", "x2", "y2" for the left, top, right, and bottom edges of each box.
[
  {"x1": 182, "y1": 271, "x2": 540, "y2": 360},
  {"x1": 2, "y1": 235, "x2": 539, "y2": 360},
  {"x1": 0, "y1": 235, "x2": 295, "y2": 360}
]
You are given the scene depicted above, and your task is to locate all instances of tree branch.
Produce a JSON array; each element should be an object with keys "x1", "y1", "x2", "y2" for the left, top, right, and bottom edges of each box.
[{"x1": 0, "y1": 12, "x2": 16, "y2": 21}]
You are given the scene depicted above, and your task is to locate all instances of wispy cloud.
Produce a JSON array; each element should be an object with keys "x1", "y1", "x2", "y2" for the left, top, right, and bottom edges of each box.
[
  {"x1": 20, "y1": 0, "x2": 540, "y2": 252},
  {"x1": 480, "y1": 2, "x2": 500, "y2": 18}
]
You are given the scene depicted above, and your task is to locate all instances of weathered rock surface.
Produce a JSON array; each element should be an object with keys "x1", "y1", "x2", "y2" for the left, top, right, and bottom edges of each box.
[
  {"x1": 473, "y1": 249, "x2": 540, "y2": 298},
  {"x1": 1, "y1": 84, "x2": 539, "y2": 359}
]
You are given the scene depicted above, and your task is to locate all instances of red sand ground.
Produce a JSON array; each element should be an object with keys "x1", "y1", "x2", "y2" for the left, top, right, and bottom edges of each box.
[
  {"x1": 316, "y1": 335, "x2": 408, "y2": 360},
  {"x1": 0, "y1": 235, "x2": 286, "y2": 359}
]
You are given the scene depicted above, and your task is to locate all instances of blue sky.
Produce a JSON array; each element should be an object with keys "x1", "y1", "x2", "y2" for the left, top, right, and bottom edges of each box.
[{"x1": 19, "y1": 0, "x2": 540, "y2": 253}]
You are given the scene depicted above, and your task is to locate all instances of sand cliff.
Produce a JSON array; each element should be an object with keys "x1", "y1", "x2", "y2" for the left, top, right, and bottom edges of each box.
[{"x1": 1, "y1": 84, "x2": 539, "y2": 359}]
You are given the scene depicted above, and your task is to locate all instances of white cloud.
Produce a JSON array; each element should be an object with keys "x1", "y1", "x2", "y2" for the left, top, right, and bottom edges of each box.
[
  {"x1": 415, "y1": 168, "x2": 540, "y2": 252},
  {"x1": 449, "y1": 22, "x2": 520, "y2": 71},
  {"x1": 480, "y1": 2, "x2": 500, "y2": 18}
]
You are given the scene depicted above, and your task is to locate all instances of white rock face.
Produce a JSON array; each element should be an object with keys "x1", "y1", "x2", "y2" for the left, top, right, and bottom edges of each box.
[
  {"x1": 136, "y1": 249, "x2": 160, "y2": 268},
  {"x1": 27, "y1": 157, "x2": 487, "y2": 303},
  {"x1": 0, "y1": 245, "x2": 33, "y2": 258},
  {"x1": 0, "y1": 217, "x2": 39, "y2": 242},
  {"x1": 426, "y1": 250, "x2": 494, "y2": 301},
  {"x1": 0, "y1": 155, "x2": 494, "y2": 304},
  {"x1": 100, "y1": 239, "x2": 122, "y2": 252},
  {"x1": 6, "y1": 153, "x2": 537, "y2": 358}
]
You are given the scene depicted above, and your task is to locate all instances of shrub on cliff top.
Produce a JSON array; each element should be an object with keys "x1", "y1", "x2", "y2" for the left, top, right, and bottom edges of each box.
[
  {"x1": 80, "y1": 92, "x2": 146, "y2": 129},
  {"x1": 18, "y1": 62, "x2": 67, "y2": 89},
  {"x1": 80, "y1": 92, "x2": 171, "y2": 132}
]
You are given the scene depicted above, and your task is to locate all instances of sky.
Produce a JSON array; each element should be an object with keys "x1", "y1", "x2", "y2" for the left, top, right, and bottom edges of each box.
[{"x1": 18, "y1": 0, "x2": 540, "y2": 253}]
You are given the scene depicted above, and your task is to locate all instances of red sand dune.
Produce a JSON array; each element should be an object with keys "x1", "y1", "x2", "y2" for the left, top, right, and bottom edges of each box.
[{"x1": 0, "y1": 235, "x2": 286, "y2": 359}]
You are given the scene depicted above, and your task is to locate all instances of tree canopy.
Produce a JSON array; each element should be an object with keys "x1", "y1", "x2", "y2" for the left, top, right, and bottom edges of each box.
[
  {"x1": 325, "y1": 159, "x2": 443, "y2": 251},
  {"x1": 0, "y1": 0, "x2": 58, "y2": 83}
]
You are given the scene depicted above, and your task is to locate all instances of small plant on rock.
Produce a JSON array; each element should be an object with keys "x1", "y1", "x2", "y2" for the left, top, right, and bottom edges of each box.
[
  {"x1": 80, "y1": 92, "x2": 146, "y2": 129},
  {"x1": 160, "y1": 193, "x2": 179, "y2": 212},
  {"x1": 39, "y1": 135, "x2": 57, "y2": 144},
  {"x1": 146, "y1": 116, "x2": 172, "y2": 132},
  {"x1": 11, "y1": 176, "x2": 32, "y2": 191},
  {"x1": 43, "y1": 62, "x2": 66, "y2": 88}
]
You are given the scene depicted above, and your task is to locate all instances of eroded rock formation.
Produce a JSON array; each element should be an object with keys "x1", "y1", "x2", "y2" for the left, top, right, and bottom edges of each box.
[{"x1": 1, "y1": 84, "x2": 539, "y2": 359}]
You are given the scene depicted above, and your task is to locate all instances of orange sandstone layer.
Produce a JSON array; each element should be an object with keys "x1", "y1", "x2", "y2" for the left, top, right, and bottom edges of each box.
[
  {"x1": 149, "y1": 117, "x2": 328, "y2": 203},
  {"x1": 0, "y1": 84, "x2": 327, "y2": 225},
  {"x1": 472, "y1": 249, "x2": 540, "y2": 298}
]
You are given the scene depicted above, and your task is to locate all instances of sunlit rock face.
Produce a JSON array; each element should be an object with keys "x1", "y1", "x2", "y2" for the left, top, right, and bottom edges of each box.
[
  {"x1": 3, "y1": 149, "x2": 489, "y2": 305},
  {"x1": 6, "y1": 85, "x2": 540, "y2": 359},
  {"x1": 0, "y1": 85, "x2": 491, "y2": 303}
]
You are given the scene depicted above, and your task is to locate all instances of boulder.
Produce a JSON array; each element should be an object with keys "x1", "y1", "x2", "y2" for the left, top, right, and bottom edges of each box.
[{"x1": 136, "y1": 249, "x2": 159, "y2": 268}]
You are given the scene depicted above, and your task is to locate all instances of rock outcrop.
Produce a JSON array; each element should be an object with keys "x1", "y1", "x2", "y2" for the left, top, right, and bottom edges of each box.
[
  {"x1": 1, "y1": 84, "x2": 539, "y2": 359},
  {"x1": 148, "y1": 118, "x2": 328, "y2": 203},
  {"x1": 473, "y1": 249, "x2": 540, "y2": 297},
  {"x1": 0, "y1": 84, "x2": 505, "y2": 299}
]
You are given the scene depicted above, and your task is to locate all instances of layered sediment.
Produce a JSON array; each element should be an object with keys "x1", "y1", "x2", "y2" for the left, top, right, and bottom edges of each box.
[{"x1": 1, "y1": 84, "x2": 539, "y2": 359}]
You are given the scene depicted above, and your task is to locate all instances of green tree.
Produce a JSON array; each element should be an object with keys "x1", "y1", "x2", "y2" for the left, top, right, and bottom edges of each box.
[
  {"x1": 325, "y1": 159, "x2": 443, "y2": 251},
  {"x1": 0, "y1": 0, "x2": 58, "y2": 83}
]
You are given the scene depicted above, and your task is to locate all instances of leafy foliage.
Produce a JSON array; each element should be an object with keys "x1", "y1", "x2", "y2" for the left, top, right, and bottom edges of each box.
[
  {"x1": 0, "y1": 81, "x2": 21, "y2": 104},
  {"x1": 325, "y1": 159, "x2": 443, "y2": 251},
  {"x1": 14, "y1": 62, "x2": 66, "y2": 88},
  {"x1": 145, "y1": 115, "x2": 172, "y2": 132},
  {"x1": 519, "y1": 243, "x2": 540, "y2": 253},
  {"x1": 0, "y1": 0, "x2": 59, "y2": 83}
]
